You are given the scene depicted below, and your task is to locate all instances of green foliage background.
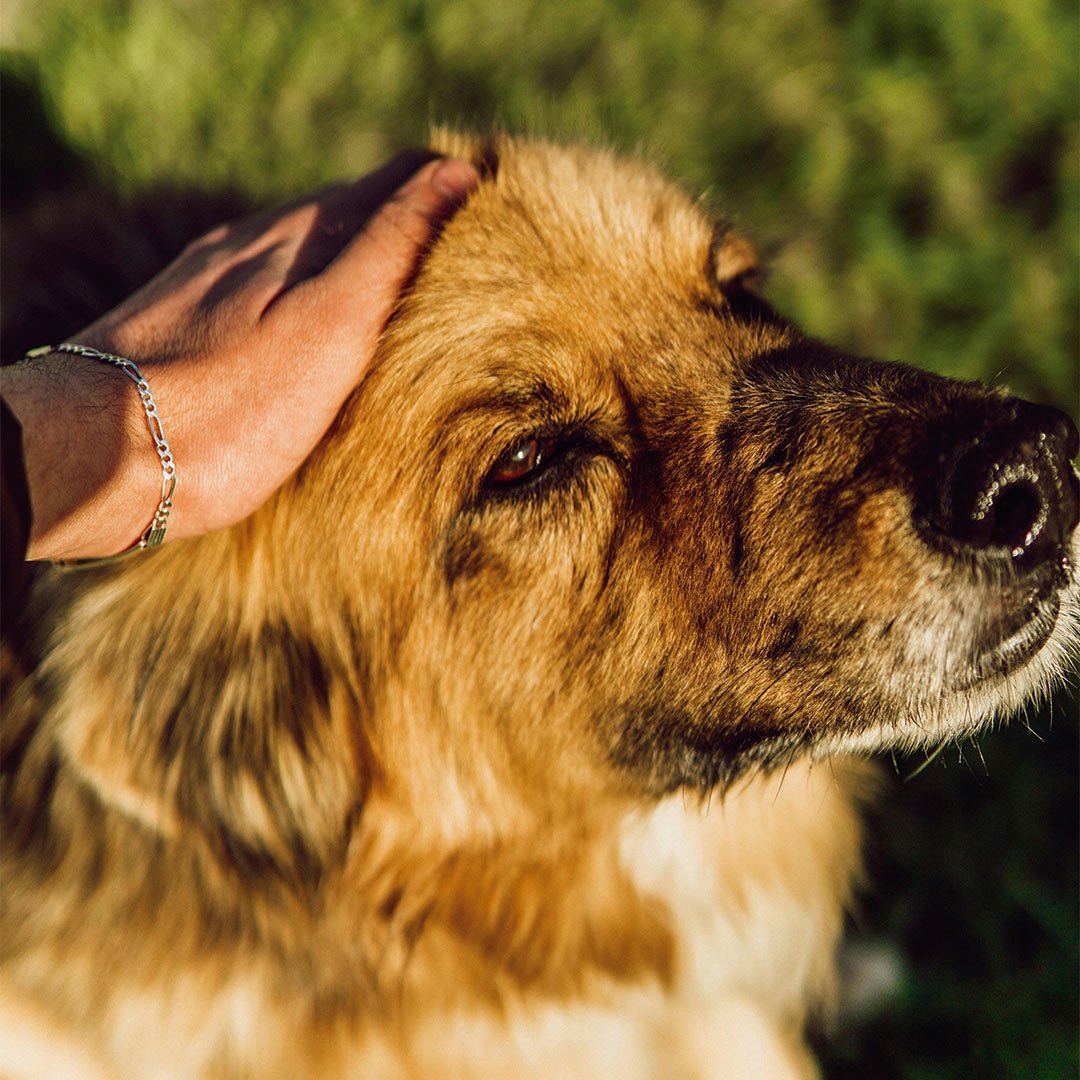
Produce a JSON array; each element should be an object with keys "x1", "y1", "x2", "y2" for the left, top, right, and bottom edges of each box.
[
  {"x1": 8, "y1": 0, "x2": 1079, "y2": 406},
  {"x1": 4, "y1": 1, "x2": 1078, "y2": 1077}
]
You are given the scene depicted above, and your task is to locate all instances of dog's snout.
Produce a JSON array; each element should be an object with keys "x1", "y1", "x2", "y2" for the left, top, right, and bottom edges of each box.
[{"x1": 918, "y1": 401, "x2": 1079, "y2": 567}]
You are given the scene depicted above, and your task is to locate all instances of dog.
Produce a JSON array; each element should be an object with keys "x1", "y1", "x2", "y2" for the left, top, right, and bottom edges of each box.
[{"x1": 2, "y1": 133, "x2": 1077, "y2": 1079}]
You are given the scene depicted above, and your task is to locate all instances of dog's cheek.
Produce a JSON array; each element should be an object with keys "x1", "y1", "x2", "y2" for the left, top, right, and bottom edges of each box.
[
  {"x1": 441, "y1": 523, "x2": 506, "y2": 590},
  {"x1": 586, "y1": 424, "x2": 921, "y2": 773},
  {"x1": 421, "y1": 505, "x2": 632, "y2": 789}
]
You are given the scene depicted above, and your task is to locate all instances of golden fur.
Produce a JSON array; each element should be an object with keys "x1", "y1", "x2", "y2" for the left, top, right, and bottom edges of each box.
[{"x1": 2, "y1": 134, "x2": 1077, "y2": 1078}]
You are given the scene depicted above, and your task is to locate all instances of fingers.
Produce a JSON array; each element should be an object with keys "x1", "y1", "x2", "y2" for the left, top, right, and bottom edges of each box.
[
  {"x1": 176, "y1": 160, "x2": 402, "y2": 272},
  {"x1": 232, "y1": 153, "x2": 435, "y2": 269},
  {"x1": 308, "y1": 157, "x2": 480, "y2": 313},
  {"x1": 183, "y1": 155, "x2": 479, "y2": 323}
]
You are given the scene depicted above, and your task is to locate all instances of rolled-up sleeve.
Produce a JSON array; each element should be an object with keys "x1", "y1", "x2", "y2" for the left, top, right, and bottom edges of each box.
[{"x1": 1, "y1": 398, "x2": 32, "y2": 655}]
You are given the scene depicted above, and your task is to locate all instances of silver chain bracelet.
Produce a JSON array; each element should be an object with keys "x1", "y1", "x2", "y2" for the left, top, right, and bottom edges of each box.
[{"x1": 24, "y1": 343, "x2": 176, "y2": 567}]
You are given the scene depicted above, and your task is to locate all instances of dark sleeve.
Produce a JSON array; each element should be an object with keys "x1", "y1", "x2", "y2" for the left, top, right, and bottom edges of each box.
[{"x1": 1, "y1": 397, "x2": 32, "y2": 643}]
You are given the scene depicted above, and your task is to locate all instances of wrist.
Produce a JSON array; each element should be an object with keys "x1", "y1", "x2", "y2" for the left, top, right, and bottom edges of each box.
[{"x1": 1, "y1": 352, "x2": 161, "y2": 561}]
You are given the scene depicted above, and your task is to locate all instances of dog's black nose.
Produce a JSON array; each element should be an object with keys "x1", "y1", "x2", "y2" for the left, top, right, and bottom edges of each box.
[{"x1": 920, "y1": 401, "x2": 1079, "y2": 567}]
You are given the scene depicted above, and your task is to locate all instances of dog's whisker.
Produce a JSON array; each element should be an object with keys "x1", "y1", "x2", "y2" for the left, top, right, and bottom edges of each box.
[
  {"x1": 1021, "y1": 715, "x2": 1045, "y2": 742},
  {"x1": 903, "y1": 741, "x2": 949, "y2": 781},
  {"x1": 772, "y1": 738, "x2": 803, "y2": 805},
  {"x1": 972, "y1": 738, "x2": 989, "y2": 777}
]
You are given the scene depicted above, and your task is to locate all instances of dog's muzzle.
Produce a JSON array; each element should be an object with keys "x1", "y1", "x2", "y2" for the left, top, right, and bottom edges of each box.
[{"x1": 910, "y1": 396, "x2": 1078, "y2": 684}]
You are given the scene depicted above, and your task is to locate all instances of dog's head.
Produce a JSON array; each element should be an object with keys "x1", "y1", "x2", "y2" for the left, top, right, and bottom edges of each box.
[
  {"x1": 51, "y1": 136, "x2": 1077, "y2": 866},
  {"x1": 277, "y1": 134, "x2": 1078, "y2": 827}
]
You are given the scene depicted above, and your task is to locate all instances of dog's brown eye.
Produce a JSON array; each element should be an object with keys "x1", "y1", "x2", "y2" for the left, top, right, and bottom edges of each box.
[{"x1": 489, "y1": 435, "x2": 557, "y2": 486}]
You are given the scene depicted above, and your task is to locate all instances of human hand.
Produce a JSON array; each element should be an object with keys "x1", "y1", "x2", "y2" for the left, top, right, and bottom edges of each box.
[{"x1": 1, "y1": 153, "x2": 479, "y2": 561}]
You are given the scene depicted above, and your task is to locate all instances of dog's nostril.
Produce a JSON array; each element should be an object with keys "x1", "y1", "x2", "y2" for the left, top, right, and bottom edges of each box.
[
  {"x1": 975, "y1": 477, "x2": 1043, "y2": 556},
  {"x1": 920, "y1": 401, "x2": 1079, "y2": 566},
  {"x1": 942, "y1": 451, "x2": 1048, "y2": 557}
]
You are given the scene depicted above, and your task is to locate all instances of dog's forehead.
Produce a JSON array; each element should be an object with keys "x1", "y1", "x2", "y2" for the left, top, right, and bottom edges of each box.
[
  {"x1": 395, "y1": 142, "x2": 790, "y2": 415},
  {"x1": 443, "y1": 142, "x2": 716, "y2": 311}
]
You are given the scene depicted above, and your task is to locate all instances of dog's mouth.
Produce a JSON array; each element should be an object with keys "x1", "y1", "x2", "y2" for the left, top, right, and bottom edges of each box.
[{"x1": 955, "y1": 565, "x2": 1068, "y2": 691}]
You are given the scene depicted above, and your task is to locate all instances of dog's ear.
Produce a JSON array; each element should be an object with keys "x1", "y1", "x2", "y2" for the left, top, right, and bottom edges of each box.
[
  {"x1": 429, "y1": 128, "x2": 500, "y2": 179},
  {"x1": 56, "y1": 595, "x2": 368, "y2": 890},
  {"x1": 709, "y1": 224, "x2": 763, "y2": 297}
]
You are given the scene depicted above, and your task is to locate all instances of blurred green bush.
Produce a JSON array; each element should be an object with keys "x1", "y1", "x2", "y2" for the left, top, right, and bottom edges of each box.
[
  {"x1": 4, "y1": 2, "x2": 1077, "y2": 1077},
  {"x1": 8, "y1": 0, "x2": 1078, "y2": 406}
]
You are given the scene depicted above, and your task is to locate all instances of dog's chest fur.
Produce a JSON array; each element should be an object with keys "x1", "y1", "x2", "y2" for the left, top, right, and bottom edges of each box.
[
  {"x1": 386, "y1": 761, "x2": 862, "y2": 1079},
  {"x1": 622, "y1": 761, "x2": 862, "y2": 1017},
  {"x1": 383, "y1": 759, "x2": 864, "y2": 1080},
  {"x1": 0, "y1": 756, "x2": 862, "y2": 1080},
  {"x1": 47, "y1": 760, "x2": 860, "y2": 1080}
]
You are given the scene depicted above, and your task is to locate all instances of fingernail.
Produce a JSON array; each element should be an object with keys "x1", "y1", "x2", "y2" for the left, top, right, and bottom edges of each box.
[{"x1": 430, "y1": 158, "x2": 481, "y2": 200}]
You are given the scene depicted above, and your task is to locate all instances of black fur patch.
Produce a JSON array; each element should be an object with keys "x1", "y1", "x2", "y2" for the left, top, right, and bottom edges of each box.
[
  {"x1": 609, "y1": 699, "x2": 808, "y2": 795},
  {"x1": 442, "y1": 524, "x2": 491, "y2": 585}
]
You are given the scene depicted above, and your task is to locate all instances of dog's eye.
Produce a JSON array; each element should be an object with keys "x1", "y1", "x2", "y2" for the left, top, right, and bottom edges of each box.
[{"x1": 488, "y1": 435, "x2": 559, "y2": 486}]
